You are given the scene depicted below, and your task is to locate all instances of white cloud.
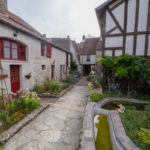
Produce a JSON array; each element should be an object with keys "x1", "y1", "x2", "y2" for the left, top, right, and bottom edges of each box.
[{"x1": 8, "y1": 0, "x2": 106, "y2": 42}]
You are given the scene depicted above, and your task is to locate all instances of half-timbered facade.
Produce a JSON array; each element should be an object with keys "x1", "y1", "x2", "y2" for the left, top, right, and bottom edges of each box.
[{"x1": 96, "y1": 0, "x2": 150, "y2": 57}]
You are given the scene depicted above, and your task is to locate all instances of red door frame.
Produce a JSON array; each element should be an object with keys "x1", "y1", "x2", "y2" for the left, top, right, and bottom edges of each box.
[
  {"x1": 51, "y1": 65, "x2": 55, "y2": 80},
  {"x1": 10, "y1": 65, "x2": 20, "y2": 93}
]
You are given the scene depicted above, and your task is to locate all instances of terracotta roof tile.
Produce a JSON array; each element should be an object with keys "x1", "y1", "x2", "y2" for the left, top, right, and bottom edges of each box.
[
  {"x1": 80, "y1": 38, "x2": 99, "y2": 55},
  {"x1": 0, "y1": 11, "x2": 71, "y2": 54},
  {"x1": 0, "y1": 11, "x2": 45, "y2": 40},
  {"x1": 48, "y1": 38, "x2": 70, "y2": 52}
]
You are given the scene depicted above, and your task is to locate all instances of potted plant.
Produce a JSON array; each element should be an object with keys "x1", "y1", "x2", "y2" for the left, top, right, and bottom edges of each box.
[{"x1": 25, "y1": 72, "x2": 32, "y2": 79}]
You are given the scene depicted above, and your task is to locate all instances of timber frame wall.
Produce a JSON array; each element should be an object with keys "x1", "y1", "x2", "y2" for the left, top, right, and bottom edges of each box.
[{"x1": 96, "y1": 0, "x2": 150, "y2": 58}]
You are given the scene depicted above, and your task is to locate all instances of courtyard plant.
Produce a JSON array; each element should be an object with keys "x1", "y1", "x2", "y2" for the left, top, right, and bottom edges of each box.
[
  {"x1": 97, "y1": 54, "x2": 150, "y2": 95},
  {"x1": 33, "y1": 78, "x2": 71, "y2": 95},
  {"x1": 90, "y1": 91, "x2": 100, "y2": 102},
  {"x1": 0, "y1": 92, "x2": 40, "y2": 133},
  {"x1": 120, "y1": 105, "x2": 150, "y2": 150}
]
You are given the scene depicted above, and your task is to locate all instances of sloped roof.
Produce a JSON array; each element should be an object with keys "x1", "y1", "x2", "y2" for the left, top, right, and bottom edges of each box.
[
  {"x1": 0, "y1": 11, "x2": 71, "y2": 54},
  {"x1": 48, "y1": 38, "x2": 70, "y2": 53},
  {"x1": 80, "y1": 38, "x2": 99, "y2": 55},
  {"x1": 72, "y1": 40, "x2": 81, "y2": 53},
  {"x1": 96, "y1": 39, "x2": 102, "y2": 50},
  {"x1": 95, "y1": 0, "x2": 114, "y2": 12}
]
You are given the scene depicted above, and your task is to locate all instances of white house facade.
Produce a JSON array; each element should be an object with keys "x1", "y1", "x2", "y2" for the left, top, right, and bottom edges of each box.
[
  {"x1": 96, "y1": 0, "x2": 150, "y2": 58},
  {"x1": 0, "y1": 0, "x2": 70, "y2": 93}
]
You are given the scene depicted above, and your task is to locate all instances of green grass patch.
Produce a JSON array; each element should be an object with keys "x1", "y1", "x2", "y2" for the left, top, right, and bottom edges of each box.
[
  {"x1": 119, "y1": 106, "x2": 150, "y2": 150},
  {"x1": 90, "y1": 92, "x2": 150, "y2": 102}
]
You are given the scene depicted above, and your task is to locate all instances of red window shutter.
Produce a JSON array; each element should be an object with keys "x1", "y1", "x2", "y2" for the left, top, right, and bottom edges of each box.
[
  {"x1": 66, "y1": 53, "x2": 68, "y2": 67},
  {"x1": 46, "y1": 44, "x2": 52, "y2": 57}
]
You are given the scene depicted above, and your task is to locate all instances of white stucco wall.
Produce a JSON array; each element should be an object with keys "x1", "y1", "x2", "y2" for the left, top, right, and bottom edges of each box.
[
  {"x1": 112, "y1": 2, "x2": 125, "y2": 29},
  {"x1": 105, "y1": 11, "x2": 116, "y2": 32},
  {"x1": 125, "y1": 35, "x2": 134, "y2": 55},
  {"x1": 136, "y1": 35, "x2": 145, "y2": 56},
  {"x1": 81, "y1": 55, "x2": 96, "y2": 65},
  {"x1": 105, "y1": 36, "x2": 123, "y2": 47},
  {"x1": 0, "y1": 23, "x2": 70, "y2": 93},
  {"x1": 52, "y1": 47, "x2": 70, "y2": 80},
  {"x1": 127, "y1": 0, "x2": 136, "y2": 33},
  {"x1": 0, "y1": 23, "x2": 38, "y2": 92},
  {"x1": 138, "y1": 0, "x2": 149, "y2": 31}
]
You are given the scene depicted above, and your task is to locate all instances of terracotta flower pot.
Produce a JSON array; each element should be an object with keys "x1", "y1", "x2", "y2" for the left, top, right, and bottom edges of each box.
[
  {"x1": 25, "y1": 74, "x2": 31, "y2": 79},
  {"x1": 0, "y1": 74, "x2": 8, "y2": 80}
]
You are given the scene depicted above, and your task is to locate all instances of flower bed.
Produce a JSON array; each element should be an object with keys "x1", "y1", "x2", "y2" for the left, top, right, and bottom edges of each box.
[
  {"x1": 120, "y1": 106, "x2": 150, "y2": 150},
  {"x1": 33, "y1": 77, "x2": 79, "y2": 97},
  {"x1": 0, "y1": 92, "x2": 40, "y2": 134}
]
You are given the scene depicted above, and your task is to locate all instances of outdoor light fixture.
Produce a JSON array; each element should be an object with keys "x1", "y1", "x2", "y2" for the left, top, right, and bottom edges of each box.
[{"x1": 13, "y1": 30, "x2": 19, "y2": 37}]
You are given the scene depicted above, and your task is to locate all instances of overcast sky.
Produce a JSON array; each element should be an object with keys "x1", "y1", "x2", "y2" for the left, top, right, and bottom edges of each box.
[{"x1": 8, "y1": 0, "x2": 106, "y2": 42}]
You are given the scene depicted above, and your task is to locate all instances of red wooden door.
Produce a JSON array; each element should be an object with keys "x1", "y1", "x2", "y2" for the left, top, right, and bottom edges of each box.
[
  {"x1": 10, "y1": 65, "x2": 20, "y2": 93},
  {"x1": 51, "y1": 65, "x2": 55, "y2": 80}
]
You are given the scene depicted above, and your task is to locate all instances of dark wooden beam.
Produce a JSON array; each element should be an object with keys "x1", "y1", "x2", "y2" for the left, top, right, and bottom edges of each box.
[
  {"x1": 110, "y1": 0, "x2": 125, "y2": 10},
  {"x1": 106, "y1": 26, "x2": 118, "y2": 35},
  {"x1": 123, "y1": 0, "x2": 128, "y2": 54},
  {"x1": 107, "y1": 8, "x2": 124, "y2": 33},
  {"x1": 145, "y1": 0, "x2": 150, "y2": 56},
  {"x1": 133, "y1": 0, "x2": 139, "y2": 55}
]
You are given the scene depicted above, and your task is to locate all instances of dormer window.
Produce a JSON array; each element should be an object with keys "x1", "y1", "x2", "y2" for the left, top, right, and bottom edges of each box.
[{"x1": 0, "y1": 39, "x2": 26, "y2": 61}]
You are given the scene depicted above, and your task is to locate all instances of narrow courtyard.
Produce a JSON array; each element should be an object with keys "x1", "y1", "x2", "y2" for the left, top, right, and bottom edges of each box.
[{"x1": 5, "y1": 78, "x2": 88, "y2": 150}]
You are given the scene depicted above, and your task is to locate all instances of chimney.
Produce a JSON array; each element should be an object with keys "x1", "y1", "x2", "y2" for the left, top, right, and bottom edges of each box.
[
  {"x1": 0, "y1": 0, "x2": 8, "y2": 16},
  {"x1": 43, "y1": 34, "x2": 46, "y2": 38}
]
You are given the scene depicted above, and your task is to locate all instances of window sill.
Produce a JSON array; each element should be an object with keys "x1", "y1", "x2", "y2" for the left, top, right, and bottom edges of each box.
[{"x1": 1, "y1": 60, "x2": 29, "y2": 63}]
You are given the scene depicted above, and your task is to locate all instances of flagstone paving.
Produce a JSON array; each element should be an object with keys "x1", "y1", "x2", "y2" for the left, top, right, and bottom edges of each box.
[{"x1": 5, "y1": 78, "x2": 88, "y2": 150}]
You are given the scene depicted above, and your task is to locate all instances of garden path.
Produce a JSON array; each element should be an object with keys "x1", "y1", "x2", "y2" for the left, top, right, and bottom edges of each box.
[{"x1": 5, "y1": 78, "x2": 88, "y2": 150}]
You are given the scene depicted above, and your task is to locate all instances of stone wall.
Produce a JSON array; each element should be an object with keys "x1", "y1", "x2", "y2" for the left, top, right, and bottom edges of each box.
[{"x1": 0, "y1": 0, "x2": 8, "y2": 16}]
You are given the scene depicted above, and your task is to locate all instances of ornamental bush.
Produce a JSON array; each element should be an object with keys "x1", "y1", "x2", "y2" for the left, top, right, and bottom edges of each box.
[
  {"x1": 97, "y1": 54, "x2": 150, "y2": 95},
  {"x1": 90, "y1": 91, "x2": 100, "y2": 102}
]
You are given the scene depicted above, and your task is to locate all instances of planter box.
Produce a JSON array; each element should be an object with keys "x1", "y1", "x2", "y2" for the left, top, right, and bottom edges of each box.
[{"x1": 0, "y1": 74, "x2": 8, "y2": 80}]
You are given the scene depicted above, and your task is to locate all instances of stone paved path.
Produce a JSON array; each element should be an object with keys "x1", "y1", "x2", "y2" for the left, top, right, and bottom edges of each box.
[{"x1": 5, "y1": 78, "x2": 88, "y2": 150}]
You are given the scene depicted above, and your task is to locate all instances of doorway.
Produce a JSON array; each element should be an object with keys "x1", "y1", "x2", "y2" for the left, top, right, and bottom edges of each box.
[{"x1": 10, "y1": 65, "x2": 20, "y2": 93}]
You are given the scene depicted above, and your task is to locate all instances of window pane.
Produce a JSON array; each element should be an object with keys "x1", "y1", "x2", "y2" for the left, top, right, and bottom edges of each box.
[
  {"x1": 4, "y1": 41, "x2": 10, "y2": 47},
  {"x1": 12, "y1": 42, "x2": 17, "y2": 49},
  {"x1": 4, "y1": 47, "x2": 10, "y2": 58},
  {"x1": 12, "y1": 49, "x2": 18, "y2": 59},
  {"x1": 20, "y1": 51, "x2": 25, "y2": 58},
  {"x1": 20, "y1": 44, "x2": 25, "y2": 50}
]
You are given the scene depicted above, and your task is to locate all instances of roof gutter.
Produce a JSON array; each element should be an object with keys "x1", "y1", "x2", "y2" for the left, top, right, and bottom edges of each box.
[{"x1": 0, "y1": 19, "x2": 71, "y2": 54}]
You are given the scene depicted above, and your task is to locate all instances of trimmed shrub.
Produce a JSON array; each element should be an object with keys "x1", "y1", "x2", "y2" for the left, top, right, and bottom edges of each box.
[{"x1": 90, "y1": 91, "x2": 100, "y2": 102}]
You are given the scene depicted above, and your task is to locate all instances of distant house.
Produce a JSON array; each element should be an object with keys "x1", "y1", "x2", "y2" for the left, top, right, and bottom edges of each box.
[
  {"x1": 95, "y1": 0, "x2": 150, "y2": 58},
  {"x1": 0, "y1": 0, "x2": 71, "y2": 93},
  {"x1": 48, "y1": 37, "x2": 80, "y2": 71},
  {"x1": 80, "y1": 38, "x2": 99, "y2": 75}
]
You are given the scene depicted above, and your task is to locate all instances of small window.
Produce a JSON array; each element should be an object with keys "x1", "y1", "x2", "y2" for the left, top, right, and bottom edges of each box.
[
  {"x1": 41, "y1": 43, "x2": 46, "y2": 56},
  {"x1": 42, "y1": 65, "x2": 46, "y2": 70},
  {"x1": 87, "y1": 55, "x2": 91, "y2": 62},
  {"x1": 1, "y1": 39, "x2": 26, "y2": 61},
  {"x1": 19, "y1": 44, "x2": 26, "y2": 60},
  {"x1": 4, "y1": 40, "x2": 10, "y2": 58},
  {"x1": 12, "y1": 42, "x2": 18, "y2": 59}
]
